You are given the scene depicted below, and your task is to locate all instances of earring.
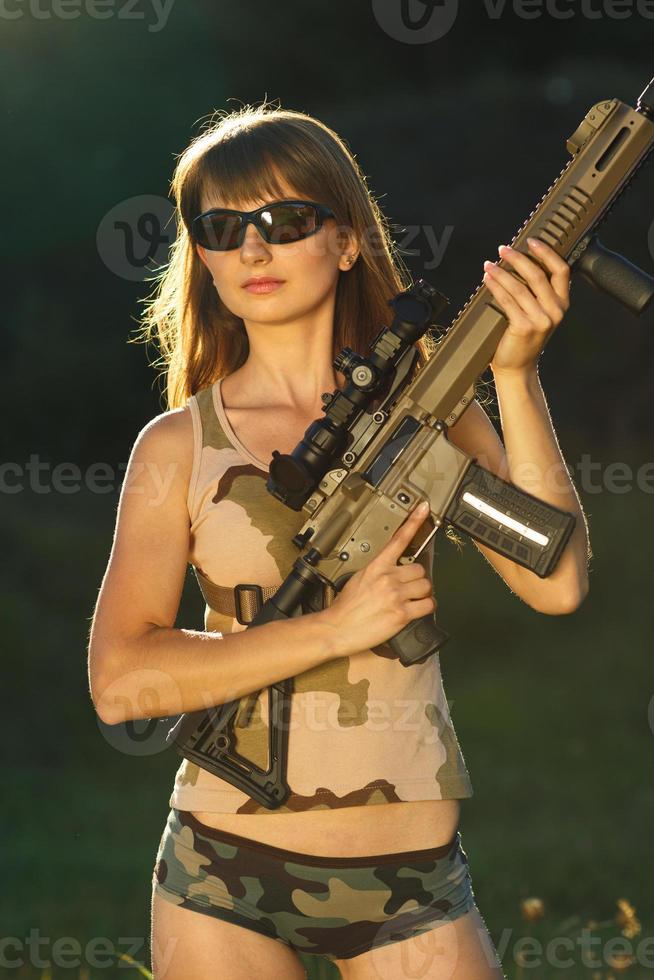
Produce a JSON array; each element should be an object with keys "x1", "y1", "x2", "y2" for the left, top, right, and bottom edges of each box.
[{"x1": 345, "y1": 255, "x2": 355, "y2": 266}]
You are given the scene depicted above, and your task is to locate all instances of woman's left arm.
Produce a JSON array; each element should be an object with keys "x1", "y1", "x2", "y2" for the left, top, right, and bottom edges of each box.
[{"x1": 446, "y1": 237, "x2": 591, "y2": 615}]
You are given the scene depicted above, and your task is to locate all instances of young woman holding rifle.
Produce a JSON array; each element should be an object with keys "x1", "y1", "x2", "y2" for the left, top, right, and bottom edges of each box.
[{"x1": 88, "y1": 103, "x2": 589, "y2": 979}]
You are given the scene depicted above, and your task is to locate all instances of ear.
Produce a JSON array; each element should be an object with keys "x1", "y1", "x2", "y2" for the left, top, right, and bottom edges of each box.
[
  {"x1": 337, "y1": 230, "x2": 361, "y2": 271},
  {"x1": 195, "y1": 242, "x2": 208, "y2": 268}
]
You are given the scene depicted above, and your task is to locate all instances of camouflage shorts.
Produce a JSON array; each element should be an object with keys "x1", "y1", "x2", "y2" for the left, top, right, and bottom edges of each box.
[{"x1": 152, "y1": 807, "x2": 477, "y2": 961}]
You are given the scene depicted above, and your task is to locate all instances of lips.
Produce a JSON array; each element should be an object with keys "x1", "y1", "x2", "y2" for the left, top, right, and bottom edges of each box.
[
  {"x1": 242, "y1": 277, "x2": 285, "y2": 287},
  {"x1": 242, "y1": 277, "x2": 285, "y2": 295}
]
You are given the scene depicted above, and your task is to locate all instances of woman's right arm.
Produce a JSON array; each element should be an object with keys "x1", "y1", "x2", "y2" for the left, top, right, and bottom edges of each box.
[
  {"x1": 87, "y1": 407, "x2": 341, "y2": 726},
  {"x1": 87, "y1": 408, "x2": 435, "y2": 726}
]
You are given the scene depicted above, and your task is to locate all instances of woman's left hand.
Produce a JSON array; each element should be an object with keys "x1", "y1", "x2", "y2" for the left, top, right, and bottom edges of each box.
[{"x1": 483, "y1": 238, "x2": 571, "y2": 376}]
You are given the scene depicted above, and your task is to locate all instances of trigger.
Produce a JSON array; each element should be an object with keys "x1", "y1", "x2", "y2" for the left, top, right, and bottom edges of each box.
[{"x1": 407, "y1": 518, "x2": 440, "y2": 562}]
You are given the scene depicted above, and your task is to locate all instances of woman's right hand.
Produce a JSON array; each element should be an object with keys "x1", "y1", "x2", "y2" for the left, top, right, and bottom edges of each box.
[{"x1": 320, "y1": 501, "x2": 437, "y2": 659}]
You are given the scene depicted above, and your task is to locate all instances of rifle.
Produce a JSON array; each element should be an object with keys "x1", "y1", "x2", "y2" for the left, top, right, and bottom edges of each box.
[{"x1": 166, "y1": 74, "x2": 654, "y2": 810}]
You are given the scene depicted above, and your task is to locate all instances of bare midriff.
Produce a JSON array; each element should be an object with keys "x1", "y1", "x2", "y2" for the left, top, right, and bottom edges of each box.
[{"x1": 190, "y1": 798, "x2": 461, "y2": 857}]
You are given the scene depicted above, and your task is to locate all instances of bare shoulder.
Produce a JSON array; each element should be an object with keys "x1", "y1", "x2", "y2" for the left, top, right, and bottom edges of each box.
[
  {"x1": 139, "y1": 403, "x2": 193, "y2": 445},
  {"x1": 124, "y1": 404, "x2": 195, "y2": 502}
]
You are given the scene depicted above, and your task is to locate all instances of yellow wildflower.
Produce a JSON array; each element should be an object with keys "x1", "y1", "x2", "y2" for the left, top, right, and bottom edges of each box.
[
  {"x1": 615, "y1": 897, "x2": 641, "y2": 939},
  {"x1": 521, "y1": 896, "x2": 545, "y2": 921}
]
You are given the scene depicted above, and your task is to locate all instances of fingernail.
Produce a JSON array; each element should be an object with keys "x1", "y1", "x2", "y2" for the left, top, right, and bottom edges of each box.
[
  {"x1": 483, "y1": 260, "x2": 495, "y2": 269},
  {"x1": 527, "y1": 237, "x2": 542, "y2": 248},
  {"x1": 418, "y1": 501, "x2": 429, "y2": 513}
]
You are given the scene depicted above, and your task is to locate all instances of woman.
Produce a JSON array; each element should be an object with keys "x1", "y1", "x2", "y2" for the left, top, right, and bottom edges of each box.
[{"x1": 88, "y1": 103, "x2": 590, "y2": 979}]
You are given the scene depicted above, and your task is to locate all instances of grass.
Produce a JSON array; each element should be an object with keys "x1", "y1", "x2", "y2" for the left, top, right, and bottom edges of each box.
[{"x1": 2, "y1": 438, "x2": 651, "y2": 978}]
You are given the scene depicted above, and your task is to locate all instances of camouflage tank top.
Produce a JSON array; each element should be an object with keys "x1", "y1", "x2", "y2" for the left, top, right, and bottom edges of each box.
[{"x1": 169, "y1": 378, "x2": 473, "y2": 814}]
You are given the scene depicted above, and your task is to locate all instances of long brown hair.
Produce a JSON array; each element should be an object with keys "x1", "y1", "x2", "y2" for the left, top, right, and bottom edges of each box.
[{"x1": 134, "y1": 100, "x2": 463, "y2": 409}]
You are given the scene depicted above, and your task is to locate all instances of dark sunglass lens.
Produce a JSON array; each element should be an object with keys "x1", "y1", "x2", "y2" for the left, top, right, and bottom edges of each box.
[
  {"x1": 197, "y1": 214, "x2": 242, "y2": 250},
  {"x1": 262, "y1": 204, "x2": 319, "y2": 244}
]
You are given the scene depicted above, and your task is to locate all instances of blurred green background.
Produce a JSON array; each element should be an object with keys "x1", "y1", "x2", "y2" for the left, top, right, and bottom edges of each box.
[{"x1": 2, "y1": 2, "x2": 653, "y2": 977}]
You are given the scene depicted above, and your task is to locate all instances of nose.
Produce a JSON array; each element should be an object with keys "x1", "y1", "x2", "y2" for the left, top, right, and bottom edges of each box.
[{"x1": 239, "y1": 218, "x2": 270, "y2": 258}]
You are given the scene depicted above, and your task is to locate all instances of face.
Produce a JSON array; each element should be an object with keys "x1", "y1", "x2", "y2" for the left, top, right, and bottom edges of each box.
[{"x1": 194, "y1": 179, "x2": 358, "y2": 326}]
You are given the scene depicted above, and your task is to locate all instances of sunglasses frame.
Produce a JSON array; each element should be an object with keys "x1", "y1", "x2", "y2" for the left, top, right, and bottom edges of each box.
[{"x1": 192, "y1": 199, "x2": 336, "y2": 251}]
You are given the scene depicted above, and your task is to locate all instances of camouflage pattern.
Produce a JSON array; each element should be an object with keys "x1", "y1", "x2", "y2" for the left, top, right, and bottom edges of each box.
[
  {"x1": 152, "y1": 807, "x2": 477, "y2": 960},
  {"x1": 170, "y1": 379, "x2": 473, "y2": 814}
]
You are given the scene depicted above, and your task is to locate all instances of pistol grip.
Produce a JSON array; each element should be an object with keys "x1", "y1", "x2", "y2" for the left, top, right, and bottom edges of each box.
[{"x1": 386, "y1": 613, "x2": 451, "y2": 666}]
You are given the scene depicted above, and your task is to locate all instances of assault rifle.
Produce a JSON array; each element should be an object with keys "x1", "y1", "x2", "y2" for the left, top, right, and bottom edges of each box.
[{"x1": 166, "y1": 75, "x2": 654, "y2": 809}]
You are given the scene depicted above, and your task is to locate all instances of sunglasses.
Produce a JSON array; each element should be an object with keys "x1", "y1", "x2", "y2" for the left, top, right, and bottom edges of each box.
[{"x1": 191, "y1": 199, "x2": 336, "y2": 251}]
